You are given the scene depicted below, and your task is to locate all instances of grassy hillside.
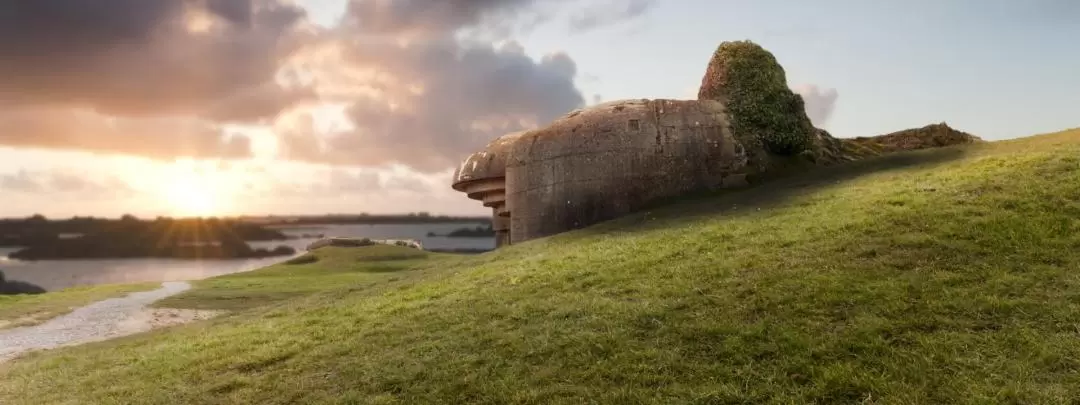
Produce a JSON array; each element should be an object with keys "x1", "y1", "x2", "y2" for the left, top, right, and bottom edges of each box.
[
  {"x1": 1, "y1": 129, "x2": 1079, "y2": 404},
  {"x1": 154, "y1": 245, "x2": 447, "y2": 312}
]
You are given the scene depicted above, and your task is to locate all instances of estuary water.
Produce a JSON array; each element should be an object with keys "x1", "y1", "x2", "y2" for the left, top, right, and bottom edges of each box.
[{"x1": 0, "y1": 223, "x2": 493, "y2": 291}]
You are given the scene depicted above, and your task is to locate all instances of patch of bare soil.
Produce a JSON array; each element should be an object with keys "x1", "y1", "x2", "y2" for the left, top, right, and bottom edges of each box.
[{"x1": 119, "y1": 307, "x2": 222, "y2": 331}]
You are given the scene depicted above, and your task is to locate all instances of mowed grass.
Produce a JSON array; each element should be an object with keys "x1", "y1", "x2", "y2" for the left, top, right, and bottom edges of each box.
[
  {"x1": 0, "y1": 283, "x2": 159, "y2": 330},
  {"x1": 1, "y1": 129, "x2": 1080, "y2": 404}
]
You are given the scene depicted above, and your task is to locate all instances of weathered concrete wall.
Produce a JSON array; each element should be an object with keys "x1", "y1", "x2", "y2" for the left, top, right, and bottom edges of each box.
[
  {"x1": 492, "y1": 210, "x2": 510, "y2": 248},
  {"x1": 451, "y1": 132, "x2": 523, "y2": 246},
  {"x1": 506, "y1": 99, "x2": 750, "y2": 244}
]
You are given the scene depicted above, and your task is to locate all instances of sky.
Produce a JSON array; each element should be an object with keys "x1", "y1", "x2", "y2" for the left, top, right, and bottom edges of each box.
[{"x1": 0, "y1": 0, "x2": 1077, "y2": 219}]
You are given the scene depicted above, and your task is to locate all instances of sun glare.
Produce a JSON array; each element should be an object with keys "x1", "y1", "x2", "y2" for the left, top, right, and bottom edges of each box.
[
  {"x1": 164, "y1": 180, "x2": 218, "y2": 217},
  {"x1": 162, "y1": 177, "x2": 219, "y2": 217},
  {"x1": 157, "y1": 166, "x2": 229, "y2": 218}
]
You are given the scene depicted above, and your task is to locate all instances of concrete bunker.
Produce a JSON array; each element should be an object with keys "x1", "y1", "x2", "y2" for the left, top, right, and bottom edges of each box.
[
  {"x1": 450, "y1": 40, "x2": 981, "y2": 248},
  {"x1": 505, "y1": 99, "x2": 753, "y2": 243},
  {"x1": 451, "y1": 132, "x2": 523, "y2": 248}
]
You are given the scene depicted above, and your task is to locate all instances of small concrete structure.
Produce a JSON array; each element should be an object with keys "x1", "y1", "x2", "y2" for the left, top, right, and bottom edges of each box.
[{"x1": 451, "y1": 132, "x2": 523, "y2": 247}]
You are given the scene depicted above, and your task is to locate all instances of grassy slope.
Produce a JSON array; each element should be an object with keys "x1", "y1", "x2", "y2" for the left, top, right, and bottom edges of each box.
[
  {"x1": 2, "y1": 129, "x2": 1080, "y2": 404},
  {"x1": 155, "y1": 246, "x2": 446, "y2": 311},
  {"x1": 0, "y1": 283, "x2": 159, "y2": 330}
]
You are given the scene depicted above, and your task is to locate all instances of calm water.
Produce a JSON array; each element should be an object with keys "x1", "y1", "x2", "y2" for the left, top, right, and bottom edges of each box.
[{"x1": 0, "y1": 223, "x2": 493, "y2": 291}]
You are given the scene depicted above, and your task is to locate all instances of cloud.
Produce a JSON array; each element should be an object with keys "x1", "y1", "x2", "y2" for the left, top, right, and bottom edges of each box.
[
  {"x1": 232, "y1": 166, "x2": 479, "y2": 216},
  {"x1": 0, "y1": 171, "x2": 44, "y2": 193},
  {"x1": 0, "y1": 0, "x2": 613, "y2": 173},
  {"x1": 793, "y1": 84, "x2": 839, "y2": 126},
  {"x1": 343, "y1": 0, "x2": 546, "y2": 36},
  {"x1": 0, "y1": 169, "x2": 135, "y2": 199},
  {"x1": 0, "y1": 157, "x2": 477, "y2": 217},
  {"x1": 0, "y1": 0, "x2": 314, "y2": 161},
  {"x1": 324, "y1": 169, "x2": 383, "y2": 193},
  {"x1": 567, "y1": 0, "x2": 655, "y2": 33},
  {"x1": 243, "y1": 164, "x2": 443, "y2": 201},
  {"x1": 0, "y1": 0, "x2": 312, "y2": 122},
  {"x1": 0, "y1": 109, "x2": 251, "y2": 160},
  {"x1": 275, "y1": 0, "x2": 587, "y2": 172}
]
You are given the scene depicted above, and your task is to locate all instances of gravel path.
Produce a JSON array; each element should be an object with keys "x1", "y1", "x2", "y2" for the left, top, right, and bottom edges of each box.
[{"x1": 0, "y1": 281, "x2": 216, "y2": 363}]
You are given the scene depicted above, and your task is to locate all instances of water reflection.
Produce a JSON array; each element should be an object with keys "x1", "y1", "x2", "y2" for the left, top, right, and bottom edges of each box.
[{"x1": 0, "y1": 223, "x2": 492, "y2": 291}]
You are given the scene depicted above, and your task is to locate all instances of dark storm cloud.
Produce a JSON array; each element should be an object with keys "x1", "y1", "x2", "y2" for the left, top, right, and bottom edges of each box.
[
  {"x1": 0, "y1": 0, "x2": 311, "y2": 122},
  {"x1": 276, "y1": 0, "x2": 588, "y2": 172}
]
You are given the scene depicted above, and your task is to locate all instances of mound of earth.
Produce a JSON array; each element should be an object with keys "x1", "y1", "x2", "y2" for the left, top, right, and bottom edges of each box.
[
  {"x1": 846, "y1": 123, "x2": 983, "y2": 154},
  {"x1": 799, "y1": 124, "x2": 982, "y2": 168}
]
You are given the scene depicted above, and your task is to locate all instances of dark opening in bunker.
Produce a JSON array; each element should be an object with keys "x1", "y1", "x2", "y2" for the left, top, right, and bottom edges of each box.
[{"x1": 628, "y1": 119, "x2": 641, "y2": 131}]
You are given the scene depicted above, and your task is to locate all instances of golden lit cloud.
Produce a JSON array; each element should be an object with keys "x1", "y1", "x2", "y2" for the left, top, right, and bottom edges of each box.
[{"x1": 182, "y1": 4, "x2": 221, "y2": 33}]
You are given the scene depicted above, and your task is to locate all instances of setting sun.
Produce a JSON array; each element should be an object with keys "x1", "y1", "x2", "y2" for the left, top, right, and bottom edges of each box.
[
  {"x1": 155, "y1": 164, "x2": 234, "y2": 218},
  {"x1": 163, "y1": 179, "x2": 218, "y2": 217}
]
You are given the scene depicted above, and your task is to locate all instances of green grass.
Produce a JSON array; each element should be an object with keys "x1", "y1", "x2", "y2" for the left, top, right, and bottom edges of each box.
[
  {"x1": 2, "y1": 128, "x2": 1080, "y2": 404},
  {"x1": 0, "y1": 283, "x2": 159, "y2": 329},
  {"x1": 156, "y1": 245, "x2": 444, "y2": 311}
]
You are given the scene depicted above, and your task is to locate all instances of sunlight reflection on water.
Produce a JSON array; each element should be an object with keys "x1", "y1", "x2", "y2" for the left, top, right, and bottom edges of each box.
[{"x1": 0, "y1": 223, "x2": 492, "y2": 291}]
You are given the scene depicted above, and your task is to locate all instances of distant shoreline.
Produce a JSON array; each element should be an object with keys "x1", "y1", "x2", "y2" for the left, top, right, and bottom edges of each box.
[
  {"x1": 253, "y1": 219, "x2": 492, "y2": 226},
  {"x1": 0, "y1": 216, "x2": 493, "y2": 261},
  {"x1": 0, "y1": 217, "x2": 296, "y2": 261},
  {"x1": 426, "y1": 224, "x2": 496, "y2": 238}
]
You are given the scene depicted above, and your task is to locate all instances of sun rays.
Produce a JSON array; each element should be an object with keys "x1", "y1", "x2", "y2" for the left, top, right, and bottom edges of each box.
[{"x1": 155, "y1": 161, "x2": 236, "y2": 218}]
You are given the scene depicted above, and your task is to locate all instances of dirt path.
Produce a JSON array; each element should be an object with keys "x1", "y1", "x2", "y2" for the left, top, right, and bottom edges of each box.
[{"x1": 0, "y1": 281, "x2": 219, "y2": 363}]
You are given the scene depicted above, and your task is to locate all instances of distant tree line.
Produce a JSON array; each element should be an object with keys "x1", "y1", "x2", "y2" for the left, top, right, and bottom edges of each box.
[
  {"x1": 240, "y1": 213, "x2": 492, "y2": 226},
  {"x1": 0, "y1": 215, "x2": 295, "y2": 260}
]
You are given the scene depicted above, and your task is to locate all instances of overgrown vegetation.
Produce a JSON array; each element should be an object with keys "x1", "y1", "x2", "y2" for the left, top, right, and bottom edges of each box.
[
  {"x1": 698, "y1": 40, "x2": 816, "y2": 156},
  {"x1": 846, "y1": 122, "x2": 982, "y2": 153},
  {"x1": 1, "y1": 129, "x2": 1079, "y2": 403}
]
